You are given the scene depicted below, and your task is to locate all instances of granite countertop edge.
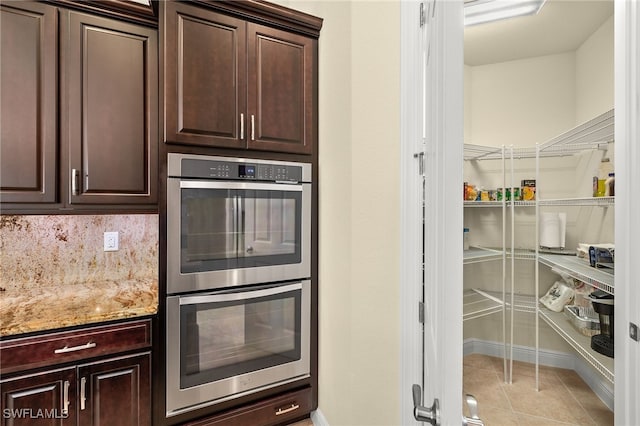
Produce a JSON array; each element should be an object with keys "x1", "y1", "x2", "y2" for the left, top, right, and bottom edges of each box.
[{"x1": 0, "y1": 279, "x2": 159, "y2": 338}]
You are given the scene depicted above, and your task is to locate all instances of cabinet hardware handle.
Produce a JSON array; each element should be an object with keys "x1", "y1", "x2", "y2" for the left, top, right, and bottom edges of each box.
[
  {"x1": 240, "y1": 113, "x2": 245, "y2": 140},
  {"x1": 275, "y1": 403, "x2": 300, "y2": 416},
  {"x1": 54, "y1": 342, "x2": 96, "y2": 354},
  {"x1": 71, "y1": 169, "x2": 80, "y2": 196},
  {"x1": 62, "y1": 380, "x2": 70, "y2": 415},
  {"x1": 251, "y1": 114, "x2": 255, "y2": 141},
  {"x1": 80, "y1": 377, "x2": 87, "y2": 410}
]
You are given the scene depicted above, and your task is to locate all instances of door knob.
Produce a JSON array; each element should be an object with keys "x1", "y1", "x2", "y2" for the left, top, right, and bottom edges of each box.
[
  {"x1": 462, "y1": 394, "x2": 484, "y2": 426},
  {"x1": 412, "y1": 384, "x2": 440, "y2": 425}
]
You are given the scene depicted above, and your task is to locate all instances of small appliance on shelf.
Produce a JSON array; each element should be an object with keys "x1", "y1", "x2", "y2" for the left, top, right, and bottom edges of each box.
[{"x1": 589, "y1": 290, "x2": 614, "y2": 358}]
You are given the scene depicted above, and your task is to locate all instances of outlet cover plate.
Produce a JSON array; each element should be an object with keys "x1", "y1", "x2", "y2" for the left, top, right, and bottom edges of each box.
[{"x1": 104, "y1": 231, "x2": 119, "y2": 251}]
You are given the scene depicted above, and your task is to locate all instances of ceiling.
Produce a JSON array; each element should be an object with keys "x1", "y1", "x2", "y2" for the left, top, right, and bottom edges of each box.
[{"x1": 464, "y1": 0, "x2": 614, "y2": 66}]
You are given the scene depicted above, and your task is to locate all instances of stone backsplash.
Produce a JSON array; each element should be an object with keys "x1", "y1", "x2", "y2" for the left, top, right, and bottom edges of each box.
[{"x1": 0, "y1": 214, "x2": 158, "y2": 336}]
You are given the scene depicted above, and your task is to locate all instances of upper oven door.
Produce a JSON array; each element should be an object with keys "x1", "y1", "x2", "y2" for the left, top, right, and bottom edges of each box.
[{"x1": 167, "y1": 179, "x2": 311, "y2": 294}]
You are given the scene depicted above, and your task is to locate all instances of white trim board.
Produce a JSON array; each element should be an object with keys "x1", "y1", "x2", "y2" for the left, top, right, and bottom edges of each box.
[
  {"x1": 310, "y1": 409, "x2": 329, "y2": 426},
  {"x1": 463, "y1": 339, "x2": 614, "y2": 411}
]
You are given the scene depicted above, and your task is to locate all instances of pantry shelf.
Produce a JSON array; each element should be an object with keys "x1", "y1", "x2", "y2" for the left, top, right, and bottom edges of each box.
[
  {"x1": 538, "y1": 109, "x2": 615, "y2": 155},
  {"x1": 464, "y1": 201, "x2": 504, "y2": 207},
  {"x1": 539, "y1": 254, "x2": 614, "y2": 295},
  {"x1": 463, "y1": 289, "x2": 503, "y2": 321},
  {"x1": 539, "y1": 196, "x2": 615, "y2": 207},
  {"x1": 539, "y1": 307, "x2": 614, "y2": 383},
  {"x1": 463, "y1": 247, "x2": 503, "y2": 264}
]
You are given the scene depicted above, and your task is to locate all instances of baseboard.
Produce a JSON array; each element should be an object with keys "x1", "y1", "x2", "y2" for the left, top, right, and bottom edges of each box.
[
  {"x1": 310, "y1": 408, "x2": 329, "y2": 426},
  {"x1": 463, "y1": 338, "x2": 614, "y2": 410}
]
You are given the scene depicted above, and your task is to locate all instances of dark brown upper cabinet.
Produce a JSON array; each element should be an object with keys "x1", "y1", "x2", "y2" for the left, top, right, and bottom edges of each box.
[
  {"x1": 162, "y1": 1, "x2": 319, "y2": 155},
  {"x1": 63, "y1": 10, "x2": 158, "y2": 206},
  {"x1": 164, "y1": 3, "x2": 247, "y2": 150},
  {"x1": 0, "y1": 2, "x2": 58, "y2": 204},
  {"x1": 0, "y1": 3, "x2": 158, "y2": 212}
]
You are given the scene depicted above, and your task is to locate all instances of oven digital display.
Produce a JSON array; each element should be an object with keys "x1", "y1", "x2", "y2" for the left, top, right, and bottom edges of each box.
[{"x1": 238, "y1": 165, "x2": 255, "y2": 178}]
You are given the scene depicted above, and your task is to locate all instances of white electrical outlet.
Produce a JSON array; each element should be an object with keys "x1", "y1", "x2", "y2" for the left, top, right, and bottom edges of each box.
[{"x1": 104, "y1": 231, "x2": 119, "y2": 251}]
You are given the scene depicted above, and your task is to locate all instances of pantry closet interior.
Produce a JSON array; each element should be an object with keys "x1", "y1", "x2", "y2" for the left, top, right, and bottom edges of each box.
[{"x1": 461, "y1": 0, "x2": 615, "y2": 411}]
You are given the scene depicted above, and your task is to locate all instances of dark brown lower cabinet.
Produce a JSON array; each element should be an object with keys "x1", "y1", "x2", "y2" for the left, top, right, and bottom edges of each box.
[
  {"x1": 0, "y1": 320, "x2": 152, "y2": 426},
  {"x1": 78, "y1": 354, "x2": 150, "y2": 426},
  {"x1": 182, "y1": 387, "x2": 313, "y2": 426},
  {"x1": 0, "y1": 367, "x2": 76, "y2": 426},
  {"x1": 0, "y1": 353, "x2": 150, "y2": 426}
]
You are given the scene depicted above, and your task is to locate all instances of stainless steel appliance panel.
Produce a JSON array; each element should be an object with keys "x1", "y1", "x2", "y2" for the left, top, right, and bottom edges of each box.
[
  {"x1": 165, "y1": 280, "x2": 311, "y2": 417},
  {"x1": 167, "y1": 154, "x2": 312, "y2": 294}
]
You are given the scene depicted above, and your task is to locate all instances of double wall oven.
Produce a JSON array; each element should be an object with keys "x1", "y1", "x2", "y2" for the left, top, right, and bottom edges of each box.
[{"x1": 165, "y1": 153, "x2": 312, "y2": 418}]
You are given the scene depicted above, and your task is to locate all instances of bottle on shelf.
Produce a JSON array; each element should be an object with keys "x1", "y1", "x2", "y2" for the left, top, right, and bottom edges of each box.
[{"x1": 604, "y1": 173, "x2": 615, "y2": 197}]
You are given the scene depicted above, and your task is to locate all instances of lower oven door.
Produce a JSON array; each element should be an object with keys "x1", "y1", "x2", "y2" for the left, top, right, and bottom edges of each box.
[{"x1": 166, "y1": 280, "x2": 311, "y2": 417}]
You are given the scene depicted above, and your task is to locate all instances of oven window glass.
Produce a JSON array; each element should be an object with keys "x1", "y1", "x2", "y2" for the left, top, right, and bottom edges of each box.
[
  {"x1": 181, "y1": 189, "x2": 302, "y2": 273},
  {"x1": 179, "y1": 287, "x2": 302, "y2": 389}
]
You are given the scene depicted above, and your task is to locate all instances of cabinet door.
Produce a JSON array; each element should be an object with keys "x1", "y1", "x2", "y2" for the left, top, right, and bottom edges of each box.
[
  {"x1": 163, "y1": 1, "x2": 247, "y2": 149},
  {"x1": 77, "y1": 353, "x2": 150, "y2": 426},
  {"x1": 0, "y1": 2, "x2": 57, "y2": 204},
  {"x1": 0, "y1": 367, "x2": 76, "y2": 426},
  {"x1": 64, "y1": 11, "x2": 158, "y2": 205},
  {"x1": 247, "y1": 24, "x2": 316, "y2": 155}
]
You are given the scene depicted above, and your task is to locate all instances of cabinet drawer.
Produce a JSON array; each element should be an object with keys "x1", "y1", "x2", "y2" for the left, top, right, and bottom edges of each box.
[
  {"x1": 186, "y1": 387, "x2": 313, "y2": 426},
  {"x1": 0, "y1": 319, "x2": 151, "y2": 374}
]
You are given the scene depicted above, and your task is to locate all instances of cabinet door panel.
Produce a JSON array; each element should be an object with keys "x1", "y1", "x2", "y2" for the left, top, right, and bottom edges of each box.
[
  {"x1": 65, "y1": 11, "x2": 157, "y2": 205},
  {"x1": 77, "y1": 353, "x2": 150, "y2": 426},
  {"x1": 0, "y1": 368, "x2": 76, "y2": 426},
  {"x1": 0, "y1": 2, "x2": 57, "y2": 203},
  {"x1": 164, "y1": 2, "x2": 246, "y2": 148},
  {"x1": 247, "y1": 24, "x2": 315, "y2": 155}
]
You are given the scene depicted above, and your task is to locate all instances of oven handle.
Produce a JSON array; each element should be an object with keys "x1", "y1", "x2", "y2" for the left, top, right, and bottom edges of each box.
[
  {"x1": 233, "y1": 195, "x2": 240, "y2": 256},
  {"x1": 179, "y1": 181, "x2": 303, "y2": 192},
  {"x1": 179, "y1": 282, "x2": 303, "y2": 306}
]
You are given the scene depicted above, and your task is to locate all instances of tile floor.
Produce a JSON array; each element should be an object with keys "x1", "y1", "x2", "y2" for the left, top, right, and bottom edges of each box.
[
  {"x1": 287, "y1": 419, "x2": 313, "y2": 426},
  {"x1": 287, "y1": 354, "x2": 613, "y2": 425},
  {"x1": 463, "y1": 353, "x2": 613, "y2": 425}
]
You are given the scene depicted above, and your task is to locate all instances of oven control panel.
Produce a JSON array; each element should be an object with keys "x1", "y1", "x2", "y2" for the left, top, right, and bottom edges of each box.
[{"x1": 180, "y1": 158, "x2": 304, "y2": 183}]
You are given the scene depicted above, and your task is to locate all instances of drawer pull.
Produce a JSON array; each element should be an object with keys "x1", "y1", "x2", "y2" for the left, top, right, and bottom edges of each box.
[
  {"x1": 54, "y1": 342, "x2": 96, "y2": 354},
  {"x1": 275, "y1": 403, "x2": 300, "y2": 416}
]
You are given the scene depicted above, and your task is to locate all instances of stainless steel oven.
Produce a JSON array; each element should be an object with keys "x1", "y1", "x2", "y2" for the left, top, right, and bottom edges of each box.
[
  {"x1": 167, "y1": 153, "x2": 312, "y2": 294},
  {"x1": 166, "y1": 280, "x2": 310, "y2": 417}
]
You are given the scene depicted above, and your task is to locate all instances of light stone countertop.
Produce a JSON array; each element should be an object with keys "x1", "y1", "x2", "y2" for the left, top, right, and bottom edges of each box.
[{"x1": 0, "y1": 279, "x2": 158, "y2": 337}]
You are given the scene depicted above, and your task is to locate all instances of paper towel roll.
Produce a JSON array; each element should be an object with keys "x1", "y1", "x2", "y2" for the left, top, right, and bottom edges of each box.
[{"x1": 540, "y1": 212, "x2": 566, "y2": 248}]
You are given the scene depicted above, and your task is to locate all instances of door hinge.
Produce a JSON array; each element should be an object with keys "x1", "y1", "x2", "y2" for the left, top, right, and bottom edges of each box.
[
  {"x1": 420, "y1": 2, "x2": 427, "y2": 27},
  {"x1": 414, "y1": 151, "x2": 425, "y2": 175},
  {"x1": 418, "y1": 301, "x2": 425, "y2": 324}
]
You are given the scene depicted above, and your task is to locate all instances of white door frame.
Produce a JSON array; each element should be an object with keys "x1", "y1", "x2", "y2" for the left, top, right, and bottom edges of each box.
[
  {"x1": 399, "y1": 1, "x2": 424, "y2": 423},
  {"x1": 614, "y1": 0, "x2": 640, "y2": 424},
  {"x1": 400, "y1": 0, "x2": 464, "y2": 424}
]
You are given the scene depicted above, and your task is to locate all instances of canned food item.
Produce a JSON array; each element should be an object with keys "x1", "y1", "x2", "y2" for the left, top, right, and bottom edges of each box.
[
  {"x1": 522, "y1": 186, "x2": 536, "y2": 201},
  {"x1": 513, "y1": 187, "x2": 521, "y2": 201},
  {"x1": 466, "y1": 185, "x2": 478, "y2": 201},
  {"x1": 497, "y1": 188, "x2": 503, "y2": 201},
  {"x1": 481, "y1": 190, "x2": 489, "y2": 201}
]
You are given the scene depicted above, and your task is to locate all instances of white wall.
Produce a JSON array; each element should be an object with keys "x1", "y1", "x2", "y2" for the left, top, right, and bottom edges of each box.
[
  {"x1": 576, "y1": 15, "x2": 614, "y2": 123},
  {"x1": 465, "y1": 12, "x2": 614, "y2": 148},
  {"x1": 466, "y1": 52, "x2": 577, "y2": 148},
  {"x1": 270, "y1": 1, "x2": 402, "y2": 425}
]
